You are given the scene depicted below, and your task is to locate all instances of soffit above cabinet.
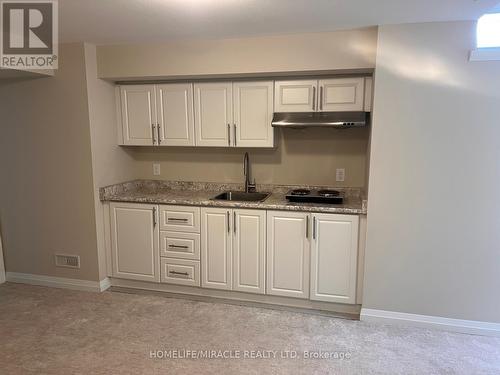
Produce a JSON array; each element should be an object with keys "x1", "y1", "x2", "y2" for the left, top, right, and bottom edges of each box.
[{"x1": 97, "y1": 28, "x2": 377, "y2": 81}]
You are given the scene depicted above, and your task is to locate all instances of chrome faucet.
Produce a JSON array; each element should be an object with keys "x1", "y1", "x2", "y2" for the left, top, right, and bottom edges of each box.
[{"x1": 244, "y1": 152, "x2": 256, "y2": 193}]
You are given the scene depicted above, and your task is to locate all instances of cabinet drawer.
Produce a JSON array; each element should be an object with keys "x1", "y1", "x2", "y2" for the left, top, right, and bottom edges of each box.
[
  {"x1": 161, "y1": 258, "x2": 200, "y2": 287},
  {"x1": 160, "y1": 205, "x2": 200, "y2": 233},
  {"x1": 160, "y1": 231, "x2": 200, "y2": 260}
]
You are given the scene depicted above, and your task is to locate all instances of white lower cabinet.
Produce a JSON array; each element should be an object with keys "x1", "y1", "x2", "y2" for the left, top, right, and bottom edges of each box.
[
  {"x1": 201, "y1": 207, "x2": 233, "y2": 290},
  {"x1": 310, "y1": 213, "x2": 359, "y2": 304},
  {"x1": 232, "y1": 209, "x2": 266, "y2": 294},
  {"x1": 110, "y1": 202, "x2": 160, "y2": 282},
  {"x1": 201, "y1": 207, "x2": 266, "y2": 294},
  {"x1": 266, "y1": 211, "x2": 310, "y2": 299},
  {"x1": 108, "y1": 202, "x2": 360, "y2": 306}
]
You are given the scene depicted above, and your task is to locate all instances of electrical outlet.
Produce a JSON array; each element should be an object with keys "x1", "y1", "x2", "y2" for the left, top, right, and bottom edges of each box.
[
  {"x1": 153, "y1": 163, "x2": 161, "y2": 176},
  {"x1": 336, "y1": 168, "x2": 345, "y2": 182}
]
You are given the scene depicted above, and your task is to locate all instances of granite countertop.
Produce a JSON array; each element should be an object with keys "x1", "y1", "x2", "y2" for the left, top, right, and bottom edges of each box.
[{"x1": 99, "y1": 180, "x2": 367, "y2": 215}]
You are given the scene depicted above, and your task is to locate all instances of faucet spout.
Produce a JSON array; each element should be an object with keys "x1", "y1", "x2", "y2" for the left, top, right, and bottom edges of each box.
[{"x1": 244, "y1": 152, "x2": 256, "y2": 193}]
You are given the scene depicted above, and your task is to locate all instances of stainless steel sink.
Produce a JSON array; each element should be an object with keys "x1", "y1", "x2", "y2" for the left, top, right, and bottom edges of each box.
[{"x1": 211, "y1": 191, "x2": 271, "y2": 202}]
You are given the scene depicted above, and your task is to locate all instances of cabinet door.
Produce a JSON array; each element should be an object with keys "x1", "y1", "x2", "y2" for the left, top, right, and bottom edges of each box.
[
  {"x1": 120, "y1": 85, "x2": 156, "y2": 145},
  {"x1": 274, "y1": 80, "x2": 318, "y2": 113},
  {"x1": 233, "y1": 209, "x2": 266, "y2": 294},
  {"x1": 110, "y1": 203, "x2": 159, "y2": 282},
  {"x1": 194, "y1": 82, "x2": 233, "y2": 147},
  {"x1": 201, "y1": 207, "x2": 232, "y2": 290},
  {"x1": 156, "y1": 83, "x2": 195, "y2": 146},
  {"x1": 310, "y1": 214, "x2": 359, "y2": 304},
  {"x1": 266, "y1": 211, "x2": 310, "y2": 299},
  {"x1": 318, "y1": 78, "x2": 365, "y2": 112},
  {"x1": 233, "y1": 81, "x2": 274, "y2": 147}
]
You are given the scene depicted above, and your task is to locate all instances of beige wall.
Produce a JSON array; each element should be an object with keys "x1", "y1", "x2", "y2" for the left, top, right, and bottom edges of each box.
[
  {"x1": 84, "y1": 44, "x2": 137, "y2": 281},
  {"x1": 97, "y1": 27, "x2": 377, "y2": 80},
  {"x1": 0, "y1": 44, "x2": 100, "y2": 281},
  {"x1": 130, "y1": 127, "x2": 369, "y2": 187},
  {"x1": 364, "y1": 22, "x2": 500, "y2": 323}
]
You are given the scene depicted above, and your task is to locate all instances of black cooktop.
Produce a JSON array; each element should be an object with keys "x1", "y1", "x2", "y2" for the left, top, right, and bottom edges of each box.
[{"x1": 285, "y1": 189, "x2": 344, "y2": 204}]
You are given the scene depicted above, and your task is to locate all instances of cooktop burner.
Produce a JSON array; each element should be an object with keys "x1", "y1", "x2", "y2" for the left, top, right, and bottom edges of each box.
[
  {"x1": 290, "y1": 189, "x2": 311, "y2": 196},
  {"x1": 318, "y1": 189, "x2": 340, "y2": 197},
  {"x1": 285, "y1": 189, "x2": 344, "y2": 204}
]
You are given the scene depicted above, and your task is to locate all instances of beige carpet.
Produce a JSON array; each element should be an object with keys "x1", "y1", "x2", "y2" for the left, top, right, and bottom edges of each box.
[{"x1": 0, "y1": 283, "x2": 499, "y2": 375}]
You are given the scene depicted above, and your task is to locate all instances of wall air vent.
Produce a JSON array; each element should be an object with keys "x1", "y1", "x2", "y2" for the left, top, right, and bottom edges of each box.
[{"x1": 54, "y1": 254, "x2": 80, "y2": 269}]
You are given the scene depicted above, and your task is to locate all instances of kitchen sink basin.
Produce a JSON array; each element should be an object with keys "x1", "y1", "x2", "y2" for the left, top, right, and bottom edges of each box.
[{"x1": 211, "y1": 191, "x2": 271, "y2": 202}]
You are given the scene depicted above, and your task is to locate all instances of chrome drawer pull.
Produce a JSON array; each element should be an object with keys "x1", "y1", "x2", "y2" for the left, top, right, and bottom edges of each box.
[
  {"x1": 169, "y1": 271, "x2": 189, "y2": 276},
  {"x1": 168, "y1": 244, "x2": 189, "y2": 249},
  {"x1": 168, "y1": 218, "x2": 189, "y2": 222}
]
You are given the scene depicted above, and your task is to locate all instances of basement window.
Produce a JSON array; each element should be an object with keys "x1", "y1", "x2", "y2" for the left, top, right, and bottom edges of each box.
[{"x1": 470, "y1": 13, "x2": 500, "y2": 61}]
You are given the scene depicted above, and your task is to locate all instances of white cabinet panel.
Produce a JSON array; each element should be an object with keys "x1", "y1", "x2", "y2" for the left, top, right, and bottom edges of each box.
[
  {"x1": 310, "y1": 214, "x2": 359, "y2": 304},
  {"x1": 110, "y1": 203, "x2": 159, "y2": 282},
  {"x1": 159, "y1": 205, "x2": 200, "y2": 233},
  {"x1": 120, "y1": 85, "x2": 156, "y2": 145},
  {"x1": 319, "y1": 78, "x2": 365, "y2": 112},
  {"x1": 161, "y1": 258, "x2": 200, "y2": 287},
  {"x1": 233, "y1": 209, "x2": 266, "y2": 294},
  {"x1": 274, "y1": 80, "x2": 317, "y2": 112},
  {"x1": 194, "y1": 82, "x2": 233, "y2": 147},
  {"x1": 160, "y1": 231, "x2": 200, "y2": 260},
  {"x1": 266, "y1": 211, "x2": 310, "y2": 299},
  {"x1": 233, "y1": 81, "x2": 274, "y2": 147},
  {"x1": 201, "y1": 207, "x2": 232, "y2": 290},
  {"x1": 156, "y1": 83, "x2": 195, "y2": 146}
]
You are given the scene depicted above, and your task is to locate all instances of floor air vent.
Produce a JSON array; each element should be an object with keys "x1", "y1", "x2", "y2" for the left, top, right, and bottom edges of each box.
[{"x1": 54, "y1": 254, "x2": 80, "y2": 269}]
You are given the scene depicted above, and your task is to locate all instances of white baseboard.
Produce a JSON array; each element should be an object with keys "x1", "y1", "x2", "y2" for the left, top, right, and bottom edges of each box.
[
  {"x1": 361, "y1": 308, "x2": 500, "y2": 337},
  {"x1": 6, "y1": 272, "x2": 111, "y2": 293},
  {"x1": 99, "y1": 277, "x2": 111, "y2": 291}
]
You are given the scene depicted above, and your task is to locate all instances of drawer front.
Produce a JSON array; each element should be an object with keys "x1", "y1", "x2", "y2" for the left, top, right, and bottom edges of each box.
[
  {"x1": 160, "y1": 205, "x2": 200, "y2": 233},
  {"x1": 161, "y1": 258, "x2": 200, "y2": 287},
  {"x1": 160, "y1": 231, "x2": 200, "y2": 260}
]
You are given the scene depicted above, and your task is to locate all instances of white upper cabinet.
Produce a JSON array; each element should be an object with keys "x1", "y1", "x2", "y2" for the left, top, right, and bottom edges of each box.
[
  {"x1": 194, "y1": 82, "x2": 233, "y2": 147},
  {"x1": 266, "y1": 211, "x2": 310, "y2": 299},
  {"x1": 201, "y1": 207, "x2": 233, "y2": 290},
  {"x1": 275, "y1": 77, "x2": 368, "y2": 113},
  {"x1": 110, "y1": 202, "x2": 159, "y2": 282},
  {"x1": 310, "y1": 213, "x2": 359, "y2": 304},
  {"x1": 120, "y1": 85, "x2": 156, "y2": 145},
  {"x1": 232, "y1": 209, "x2": 266, "y2": 294},
  {"x1": 156, "y1": 83, "x2": 195, "y2": 146},
  {"x1": 318, "y1": 77, "x2": 365, "y2": 112},
  {"x1": 233, "y1": 81, "x2": 274, "y2": 147},
  {"x1": 274, "y1": 80, "x2": 318, "y2": 112}
]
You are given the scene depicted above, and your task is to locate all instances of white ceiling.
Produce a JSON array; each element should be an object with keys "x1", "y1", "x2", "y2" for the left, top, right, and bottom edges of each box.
[{"x1": 59, "y1": 0, "x2": 500, "y2": 44}]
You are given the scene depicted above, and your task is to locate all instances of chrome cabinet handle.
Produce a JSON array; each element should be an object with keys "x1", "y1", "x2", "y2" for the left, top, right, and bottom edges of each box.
[
  {"x1": 227, "y1": 211, "x2": 230, "y2": 233},
  {"x1": 157, "y1": 124, "x2": 161, "y2": 145},
  {"x1": 320, "y1": 87, "x2": 324, "y2": 111},
  {"x1": 168, "y1": 244, "x2": 189, "y2": 249},
  {"x1": 169, "y1": 271, "x2": 189, "y2": 277},
  {"x1": 313, "y1": 217, "x2": 317, "y2": 239},
  {"x1": 152, "y1": 124, "x2": 156, "y2": 145},
  {"x1": 234, "y1": 124, "x2": 237, "y2": 146},
  {"x1": 306, "y1": 215, "x2": 309, "y2": 239},
  {"x1": 227, "y1": 124, "x2": 231, "y2": 146},
  {"x1": 167, "y1": 218, "x2": 188, "y2": 222},
  {"x1": 312, "y1": 87, "x2": 316, "y2": 111},
  {"x1": 153, "y1": 207, "x2": 157, "y2": 227}
]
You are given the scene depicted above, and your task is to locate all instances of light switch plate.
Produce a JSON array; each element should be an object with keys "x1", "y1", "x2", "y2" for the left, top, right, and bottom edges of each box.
[
  {"x1": 153, "y1": 163, "x2": 161, "y2": 176},
  {"x1": 336, "y1": 168, "x2": 345, "y2": 182}
]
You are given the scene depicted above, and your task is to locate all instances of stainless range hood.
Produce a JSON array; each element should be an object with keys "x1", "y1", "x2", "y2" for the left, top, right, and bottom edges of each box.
[{"x1": 271, "y1": 111, "x2": 369, "y2": 128}]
